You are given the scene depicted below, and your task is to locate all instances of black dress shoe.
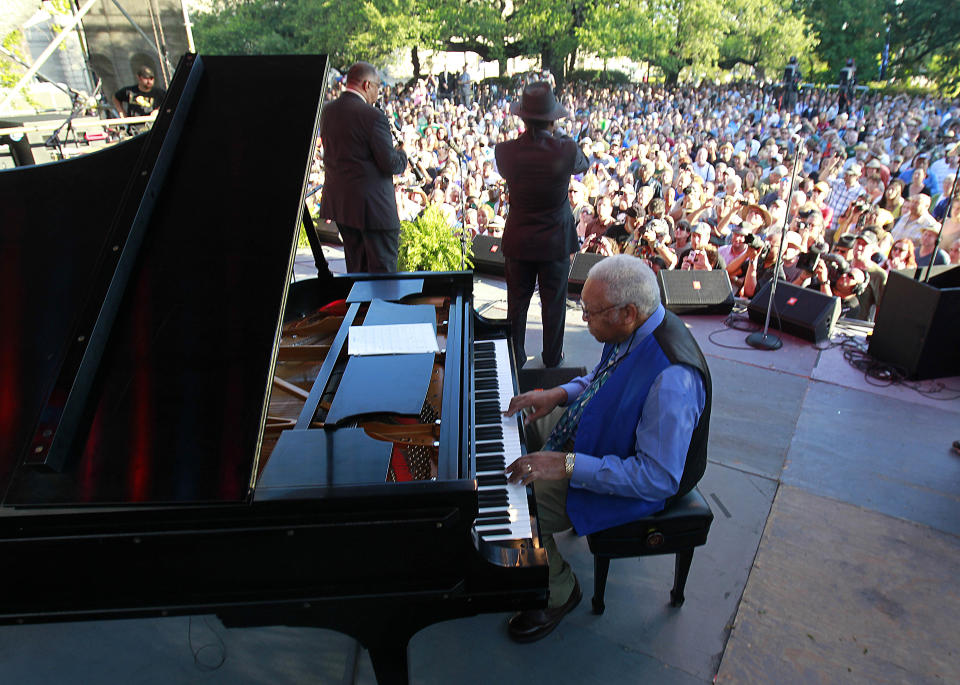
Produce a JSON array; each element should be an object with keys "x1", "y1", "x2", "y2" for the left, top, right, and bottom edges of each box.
[
  {"x1": 507, "y1": 578, "x2": 581, "y2": 643},
  {"x1": 543, "y1": 352, "x2": 564, "y2": 368}
]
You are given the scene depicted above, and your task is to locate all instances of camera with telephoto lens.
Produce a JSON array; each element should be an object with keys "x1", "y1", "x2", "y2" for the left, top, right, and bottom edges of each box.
[
  {"x1": 795, "y1": 241, "x2": 826, "y2": 273},
  {"x1": 743, "y1": 232, "x2": 770, "y2": 261},
  {"x1": 821, "y1": 252, "x2": 850, "y2": 281}
]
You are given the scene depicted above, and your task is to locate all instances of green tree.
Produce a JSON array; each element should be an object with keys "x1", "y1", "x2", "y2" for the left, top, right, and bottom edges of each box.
[
  {"x1": 718, "y1": 0, "x2": 817, "y2": 80},
  {"x1": 800, "y1": 0, "x2": 885, "y2": 82},
  {"x1": 626, "y1": 0, "x2": 725, "y2": 86},
  {"x1": 1, "y1": 30, "x2": 26, "y2": 90},
  {"x1": 426, "y1": 0, "x2": 605, "y2": 81},
  {"x1": 887, "y1": 0, "x2": 960, "y2": 94},
  {"x1": 193, "y1": 0, "x2": 423, "y2": 70}
]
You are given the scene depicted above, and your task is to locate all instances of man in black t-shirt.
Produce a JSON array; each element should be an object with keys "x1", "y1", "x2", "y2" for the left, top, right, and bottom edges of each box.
[{"x1": 112, "y1": 66, "x2": 166, "y2": 118}]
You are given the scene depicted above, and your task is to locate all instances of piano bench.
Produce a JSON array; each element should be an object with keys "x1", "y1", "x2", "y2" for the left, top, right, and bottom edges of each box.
[{"x1": 585, "y1": 488, "x2": 713, "y2": 614}]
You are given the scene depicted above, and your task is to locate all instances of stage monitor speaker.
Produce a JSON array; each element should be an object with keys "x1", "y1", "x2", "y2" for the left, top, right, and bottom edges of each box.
[
  {"x1": 568, "y1": 252, "x2": 606, "y2": 294},
  {"x1": 658, "y1": 270, "x2": 734, "y2": 315},
  {"x1": 868, "y1": 267, "x2": 960, "y2": 380},
  {"x1": 472, "y1": 235, "x2": 505, "y2": 275},
  {"x1": 894, "y1": 265, "x2": 956, "y2": 281},
  {"x1": 746, "y1": 280, "x2": 840, "y2": 343}
]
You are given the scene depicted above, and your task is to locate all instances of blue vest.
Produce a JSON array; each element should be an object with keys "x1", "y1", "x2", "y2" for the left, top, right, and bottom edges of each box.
[{"x1": 567, "y1": 334, "x2": 672, "y2": 535}]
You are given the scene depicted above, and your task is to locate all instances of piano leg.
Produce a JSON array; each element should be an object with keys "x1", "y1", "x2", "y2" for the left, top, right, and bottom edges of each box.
[{"x1": 367, "y1": 637, "x2": 411, "y2": 685}]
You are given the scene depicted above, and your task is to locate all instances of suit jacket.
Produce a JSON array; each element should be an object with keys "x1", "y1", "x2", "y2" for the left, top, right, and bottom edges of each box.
[
  {"x1": 319, "y1": 92, "x2": 407, "y2": 232},
  {"x1": 495, "y1": 130, "x2": 589, "y2": 261}
]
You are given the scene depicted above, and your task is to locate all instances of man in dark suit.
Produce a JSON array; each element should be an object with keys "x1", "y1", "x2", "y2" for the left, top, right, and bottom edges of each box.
[
  {"x1": 319, "y1": 62, "x2": 407, "y2": 273},
  {"x1": 495, "y1": 82, "x2": 589, "y2": 367}
]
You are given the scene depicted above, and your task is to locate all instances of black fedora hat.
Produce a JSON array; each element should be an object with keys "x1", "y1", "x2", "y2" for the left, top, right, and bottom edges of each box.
[{"x1": 509, "y1": 81, "x2": 568, "y2": 121}]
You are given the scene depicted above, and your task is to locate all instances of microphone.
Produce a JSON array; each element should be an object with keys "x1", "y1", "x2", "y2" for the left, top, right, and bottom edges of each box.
[{"x1": 446, "y1": 139, "x2": 464, "y2": 157}]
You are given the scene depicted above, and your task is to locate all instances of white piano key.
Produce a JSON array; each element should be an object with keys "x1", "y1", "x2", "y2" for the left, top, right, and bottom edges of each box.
[{"x1": 472, "y1": 338, "x2": 534, "y2": 543}]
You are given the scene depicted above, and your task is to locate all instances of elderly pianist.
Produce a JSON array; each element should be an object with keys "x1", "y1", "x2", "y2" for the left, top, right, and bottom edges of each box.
[{"x1": 502, "y1": 255, "x2": 712, "y2": 642}]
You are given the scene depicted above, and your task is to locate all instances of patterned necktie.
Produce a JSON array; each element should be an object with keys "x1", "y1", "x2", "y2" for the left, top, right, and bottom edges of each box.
[{"x1": 543, "y1": 342, "x2": 623, "y2": 451}]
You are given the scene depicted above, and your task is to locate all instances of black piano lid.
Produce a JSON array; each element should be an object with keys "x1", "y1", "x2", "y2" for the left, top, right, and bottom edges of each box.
[
  {"x1": 0, "y1": 54, "x2": 330, "y2": 507},
  {"x1": 0, "y1": 135, "x2": 146, "y2": 503}
]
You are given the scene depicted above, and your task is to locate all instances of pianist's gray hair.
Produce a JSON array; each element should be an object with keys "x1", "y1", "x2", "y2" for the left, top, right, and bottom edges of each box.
[{"x1": 587, "y1": 255, "x2": 660, "y2": 318}]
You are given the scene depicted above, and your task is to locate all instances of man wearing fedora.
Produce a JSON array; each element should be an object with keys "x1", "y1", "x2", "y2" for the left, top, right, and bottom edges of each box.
[{"x1": 495, "y1": 82, "x2": 589, "y2": 368}]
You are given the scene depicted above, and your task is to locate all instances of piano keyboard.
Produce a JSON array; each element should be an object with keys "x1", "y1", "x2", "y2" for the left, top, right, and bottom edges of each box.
[{"x1": 473, "y1": 338, "x2": 533, "y2": 543}]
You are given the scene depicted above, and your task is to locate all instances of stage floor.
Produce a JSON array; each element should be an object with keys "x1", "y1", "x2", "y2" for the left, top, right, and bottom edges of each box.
[{"x1": 0, "y1": 247, "x2": 956, "y2": 684}]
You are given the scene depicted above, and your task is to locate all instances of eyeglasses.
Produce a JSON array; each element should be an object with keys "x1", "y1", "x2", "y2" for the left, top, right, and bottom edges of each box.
[{"x1": 579, "y1": 302, "x2": 622, "y2": 319}]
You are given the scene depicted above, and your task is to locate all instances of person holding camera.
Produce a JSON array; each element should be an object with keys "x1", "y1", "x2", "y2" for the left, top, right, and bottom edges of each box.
[
  {"x1": 825, "y1": 163, "x2": 866, "y2": 235},
  {"x1": 742, "y1": 231, "x2": 808, "y2": 297},
  {"x1": 622, "y1": 217, "x2": 678, "y2": 269},
  {"x1": 677, "y1": 223, "x2": 725, "y2": 271},
  {"x1": 832, "y1": 195, "x2": 874, "y2": 244},
  {"x1": 848, "y1": 231, "x2": 888, "y2": 320}
]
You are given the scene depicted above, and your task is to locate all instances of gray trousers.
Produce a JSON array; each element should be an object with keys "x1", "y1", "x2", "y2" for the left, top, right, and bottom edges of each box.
[
  {"x1": 338, "y1": 223, "x2": 399, "y2": 273},
  {"x1": 527, "y1": 405, "x2": 577, "y2": 608}
]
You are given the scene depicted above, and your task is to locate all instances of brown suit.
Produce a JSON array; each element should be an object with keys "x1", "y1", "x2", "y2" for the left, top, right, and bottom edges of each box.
[{"x1": 319, "y1": 91, "x2": 407, "y2": 272}]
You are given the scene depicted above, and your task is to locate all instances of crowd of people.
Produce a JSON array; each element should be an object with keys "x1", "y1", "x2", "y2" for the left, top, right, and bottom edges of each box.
[{"x1": 310, "y1": 69, "x2": 960, "y2": 322}]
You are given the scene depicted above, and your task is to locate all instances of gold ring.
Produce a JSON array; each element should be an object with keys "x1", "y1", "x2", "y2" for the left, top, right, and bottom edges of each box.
[{"x1": 526, "y1": 463, "x2": 533, "y2": 473}]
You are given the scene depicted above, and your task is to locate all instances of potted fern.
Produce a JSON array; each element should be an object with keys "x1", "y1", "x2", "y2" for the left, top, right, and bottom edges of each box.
[{"x1": 398, "y1": 204, "x2": 474, "y2": 272}]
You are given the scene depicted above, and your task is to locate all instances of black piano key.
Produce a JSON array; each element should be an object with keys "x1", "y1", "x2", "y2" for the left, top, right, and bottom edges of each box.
[
  {"x1": 475, "y1": 379, "x2": 498, "y2": 390},
  {"x1": 476, "y1": 458, "x2": 505, "y2": 469},
  {"x1": 478, "y1": 500, "x2": 508, "y2": 509},
  {"x1": 475, "y1": 428, "x2": 502, "y2": 441},
  {"x1": 478, "y1": 488, "x2": 508, "y2": 499},
  {"x1": 477, "y1": 474, "x2": 507, "y2": 486},
  {"x1": 478, "y1": 497, "x2": 508, "y2": 506},
  {"x1": 475, "y1": 341, "x2": 494, "y2": 351},
  {"x1": 476, "y1": 443, "x2": 504, "y2": 454},
  {"x1": 476, "y1": 516, "x2": 511, "y2": 525},
  {"x1": 479, "y1": 528, "x2": 512, "y2": 537}
]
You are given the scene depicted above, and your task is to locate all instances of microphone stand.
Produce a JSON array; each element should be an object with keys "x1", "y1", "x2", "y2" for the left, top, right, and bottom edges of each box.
[
  {"x1": 746, "y1": 134, "x2": 806, "y2": 350},
  {"x1": 919, "y1": 165, "x2": 959, "y2": 283},
  {"x1": 387, "y1": 115, "x2": 427, "y2": 185},
  {"x1": 447, "y1": 140, "x2": 468, "y2": 271}
]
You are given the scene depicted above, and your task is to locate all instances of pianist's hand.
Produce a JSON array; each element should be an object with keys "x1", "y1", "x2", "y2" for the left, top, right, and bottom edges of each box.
[
  {"x1": 506, "y1": 451, "x2": 566, "y2": 485},
  {"x1": 503, "y1": 387, "x2": 567, "y2": 425}
]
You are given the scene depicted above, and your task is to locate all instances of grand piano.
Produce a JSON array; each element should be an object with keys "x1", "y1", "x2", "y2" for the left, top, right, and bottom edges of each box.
[{"x1": 0, "y1": 54, "x2": 547, "y2": 684}]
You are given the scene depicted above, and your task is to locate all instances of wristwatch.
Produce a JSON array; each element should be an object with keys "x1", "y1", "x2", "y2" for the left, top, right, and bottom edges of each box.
[{"x1": 565, "y1": 452, "x2": 576, "y2": 478}]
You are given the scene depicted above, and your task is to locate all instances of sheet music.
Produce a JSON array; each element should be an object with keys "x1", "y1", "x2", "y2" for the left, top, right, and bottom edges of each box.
[{"x1": 348, "y1": 323, "x2": 440, "y2": 356}]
